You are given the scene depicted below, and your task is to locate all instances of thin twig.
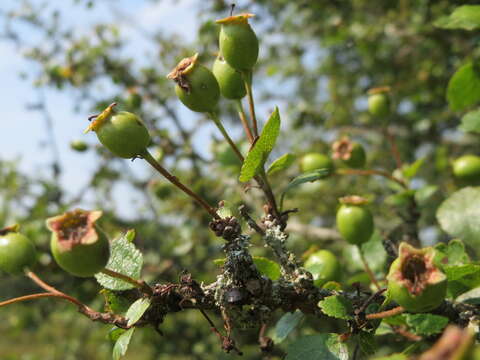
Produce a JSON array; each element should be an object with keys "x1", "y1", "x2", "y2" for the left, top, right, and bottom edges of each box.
[
  {"x1": 366, "y1": 306, "x2": 405, "y2": 320},
  {"x1": 0, "y1": 292, "x2": 85, "y2": 308},
  {"x1": 236, "y1": 99, "x2": 254, "y2": 143},
  {"x1": 337, "y1": 168, "x2": 408, "y2": 189},
  {"x1": 358, "y1": 246, "x2": 381, "y2": 291},
  {"x1": 26, "y1": 271, "x2": 61, "y2": 294},
  {"x1": 209, "y1": 112, "x2": 244, "y2": 161},
  {"x1": 101, "y1": 269, "x2": 153, "y2": 296},
  {"x1": 242, "y1": 70, "x2": 259, "y2": 138},
  {"x1": 384, "y1": 127, "x2": 402, "y2": 169},
  {"x1": 239, "y1": 205, "x2": 265, "y2": 235}
]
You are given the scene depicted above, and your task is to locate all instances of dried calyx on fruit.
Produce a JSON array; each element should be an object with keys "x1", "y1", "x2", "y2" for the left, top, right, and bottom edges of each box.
[
  {"x1": 387, "y1": 242, "x2": 447, "y2": 313},
  {"x1": 84, "y1": 103, "x2": 150, "y2": 159},
  {"x1": 46, "y1": 209, "x2": 110, "y2": 278},
  {"x1": 332, "y1": 137, "x2": 366, "y2": 169},
  {"x1": 167, "y1": 53, "x2": 220, "y2": 113}
]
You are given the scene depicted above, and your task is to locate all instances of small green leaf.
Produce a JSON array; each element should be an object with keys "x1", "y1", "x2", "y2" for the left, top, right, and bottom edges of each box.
[
  {"x1": 459, "y1": 108, "x2": 480, "y2": 133},
  {"x1": 402, "y1": 158, "x2": 424, "y2": 179},
  {"x1": 239, "y1": 107, "x2": 281, "y2": 182},
  {"x1": 356, "y1": 331, "x2": 377, "y2": 356},
  {"x1": 318, "y1": 295, "x2": 353, "y2": 320},
  {"x1": 447, "y1": 62, "x2": 480, "y2": 111},
  {"x1": 108, "y1": 327, "x2": 126, "y2": 342},
  {"x1": 285, "y1": 334, "x2": 349, "y2": 360},
  {"x1": 280, "y1": 169, "x2": 330, "y2": 209},
  {"x1": 274, "y1": 310, "x2": 304, "y2": 343},
  {"x1": 125, "y1": 229, "x2": 135, "y2": 242},
  {"x1": 267, "y1": 153, "x2": 296, "y2": 176},
  {"x1": 414, "y1": 185, "x2": 438, "y2": 206},
  {"x1": 444, "y1": 264, "x2": 480, "y2": 298},
  {"x1": 217, "y1": 200, "x2": 234, "y2": 219},
  {"x1": 113, "y1": 328, "x2": 135, "y2": 360},
  {"x1": 435, "y1": 239, "x2": 470, "y2": 266},
  {"x1": 404, "y1": 314, "x2": 448, "y2": 336},
  {"x1": 212, "y1": 256, "x2": 281, "y2": 281},
  {"x1": 125, "y1": 297, "x2": 151, "y2": 327},
  {"x1": 437, "y1": 187, "x2": 480, "y2": 251},
  {"x1": 456, "y1": 286, "x2": 480, "y2": 304},
  {"x1": 101, "y1": 289, "x2": 132, "y2": 314},
  {"x1": 95, "y1": 232, "x2": 143, "y2": 291},
  {"x1": 435, "y1": 5, "x2": 480, "y2": 30}
]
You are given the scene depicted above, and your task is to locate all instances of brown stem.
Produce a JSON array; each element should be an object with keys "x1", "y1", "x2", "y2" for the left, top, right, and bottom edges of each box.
[
  {"x1": 236, "y1": 99, "x2": 254, "y2": 144},
  {"x1": 365, "y1": 306, "x2": 405, "y2": 320},
  {"x1": 258, "y1": 170, "x2": 281, "y2": 222},
  {"x1": 384, "y1": 127, "x2": 402, "y2": 169},
  {"x1": 337, "y1": 168, "x2": 408, "y2": 189},
  {"x1": 0, "y1": 292, "x2": 86, "y2": 308},
  {"x1": 26, "y1": 271, "x2": 61, "y2": 294},
  {"x1": 141, "y1": 149, "x2": 219, "y2": 219},
  {"x1": 357, "y1": 246, "x2": 381, "y2": 291},
  {"x1": 242, "y1": 70, "x2": 259, "y2": 138},
  {"x1": 101, "y1": 269, "x2": 153, "y2": 296}
]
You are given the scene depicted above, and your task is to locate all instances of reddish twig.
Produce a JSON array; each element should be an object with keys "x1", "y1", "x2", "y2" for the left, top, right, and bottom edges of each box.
[{"x1": 366, "y1": 306, "x2": 405, "y2": 320}]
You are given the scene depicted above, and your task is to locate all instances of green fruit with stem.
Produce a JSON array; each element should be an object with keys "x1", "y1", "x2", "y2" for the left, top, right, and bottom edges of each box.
[
  {"x1": 84, "y1": 103, "x2": 150, "y2": 159},
  {"x1": 70, "y1": 140, "x2": 88, "y2": 152},
  {"x1": 216, "y1": 13, "x2": 259, "y2": 71},
  {"x1": 336, "y1": 196, "x2": 374, "y2": 245},
  {"x1": 387, "y1": 242, "x2": 447, "y2": 313},
  {"x1": 46, "y1": 209, "x2": 110, "y2": 278},
  {"x1": 368, "y1": 93, "x2": 390, "y2": 118},
  {"x1": 212, "y1": 56, "x2": 246, "y2": 99},
  {"x1": 300, "y1": 153, "x2": 334, "y2": 174},
  {"x1": 167, "y1": 54, "x2": 220, "y2": 113},
  {"x1": 0, "y1": 226, "x2": 36, "y2": 274},
  {"x1": 452, "y1": 155, "x2": 480, "y2": 184},
  {"x1": 332, "y1": 137, "x2": 366, "y2": 169},
  {"x1": 304, "y1": 250, "x2": 341, "y2": 288}
]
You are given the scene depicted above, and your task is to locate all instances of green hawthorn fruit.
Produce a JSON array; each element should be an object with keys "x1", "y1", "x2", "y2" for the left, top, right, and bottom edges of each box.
[
  {"x1": 368, "y1": 93, "x2": 390, "y2": 118},
  {"x1": 212, "y1": 56, "x2": 246, "y2": 99},
  {"x1": 46, "y1": 209, "x2": 110, "y2": 278},
  {"x1": 216, "y1": 14, "x2": 259, "y2": 71},
  {"x1": 304, "y1": 250, "x2": 341, "y2": 288},
  {"x1": 336, "y1": 196, "x2": 374, "y2": 245},
  {"x1": 332, "y1": 137, "x2": 366, "y2": 169},
  {"x1": 452, "y1": 155, "x2": 480, "y2": 184},
  {"x1": 70, "y1": 140, "x2": 88, "y2": 152},
  {"x1": 387, "y1": 242, "x2": 447, "y2": 313},
  {"x1": 300, "y1": 153, "x2": 334, "y2": 174},
  {"x1": 84, "y1": 103, "x2": 150, "y2": 159},
  {"x1": 0, "y1": 228, "x2": 36, "y2": 274},
  {"x1": 167, "y1": 54, "x2": 220, "y2": 113}
]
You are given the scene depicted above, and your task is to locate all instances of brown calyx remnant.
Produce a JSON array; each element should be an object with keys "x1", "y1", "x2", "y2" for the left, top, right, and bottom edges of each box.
[
  {"x1": 46, "y1": 209, "x2": 102, "y2": 251},
  {"x1": 367, "y1": 86, "x2": 391, "y2": 95},
  {"x1": 0, "y1": 224, "x2": 20, "y2": 236},
  {"x1": 216, "y1": 13, "x2": 254, "y2": 25},
  {"x1": 166, "y1": 53, "x2": 198, "y2": 92},
  {"x1": 397, "y1": 245, "x2": 438, "y2": 296},
  {"x1": 339, "y1": 195, "x2": 369, "y2": 206},
  {"x1": 332, "y1": 137, "x2": 353, "y2": 161},
  {"x1": 419, "y1": 326, "x2": 475, "y2": 360}
]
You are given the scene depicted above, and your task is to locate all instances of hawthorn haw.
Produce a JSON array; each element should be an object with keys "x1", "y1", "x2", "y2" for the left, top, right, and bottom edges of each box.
[
  {"x1": 84, "y1": 103, "x2": 150, "y2": 159},
  {"x1": 332, "y1": 137, "x2": 366, "y2": 169},
  {"x1": 167, "y1": 53, "x2": 220, "y2": 113},
  {"x1": 46, "y1": 209, "x2": 110, "y2": 278},
  {"x1": 212, "y1": 56, "x2": 246, "y2": 99},
  {"x1": 387, "y1": 242, "x2": 447, "y2": 313},
  {"x1": 368, "y1": 87, "x2": 391, "y2": 118},
  {"x1": 452, "y1": 155, "x2": 480, "y2": 184},
  {"x1": 336, "y1": 196, "x2": 374, "y2": 245},
  {"x1": 304, "y1": 250, "x2": 341, "y2": 288},
  {"x1": 70, "y1": 140, "x2": 88, "y2": 152},
  {"x1": 0, "y1": 226, "x2": 36, "y2": 274},
  {"x1": 300, "y1": 153, "x2": 334, "y2": 174},
  {"x1": 216, "y1": 13, "x2": 259, "y2": 71}
]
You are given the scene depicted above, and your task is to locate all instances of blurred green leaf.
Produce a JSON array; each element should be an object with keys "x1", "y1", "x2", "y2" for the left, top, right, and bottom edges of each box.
[
  {"x1": 414, "y1": 185, "x2": 438, "y2": 206},
  {"x1": 435, "y1": 239, "x2": 470, "y2": 266},
  {"x1": 435, "y1": 5, "x2": 480, "y2": 30},
  {"x1": 404, "y1": 314, "x2": 448, "y2": 336},
  {"x1": 285, "y1": 334, "x2": 349, "y2": 360},
  {"x1": 456, "y1": 286, "x2": 480, "y2": 304},
  {"x1": 280, "y1": 169, "x2": 330, "y2": 209},
  {"x1": 274, "y1": 310, "x2": 304, "y2": 343},
  {"x1": 113, "y1": 328, "x2": 135, "y2": 360},
  {"x1": 444, "y1": 264, "x2": 480, "y2": 298},
  {"x1": 356, "y1": 331, "x2": 377, "y2": 356},
  {"x1": 126, "y1": 297, "x2": 151, "y2": 327},
  {"x1": 318, "y1": 295, "x2": 353, "y2": 320},
  {"x1": 267, "y1": 153, "x2": 296, "y2": 176},
  {"x1": 402, "y1": 158, "x2": 424, "y2": 179},
  {"x1": 459, "y1": 108, "x2": 480, "y2": 133},
  {"x1": 101, "y1": 289, "x2": 132, "y2": 314},
  {"x1": 447, "y1": 62, "x2": 480, "y2": 111}
]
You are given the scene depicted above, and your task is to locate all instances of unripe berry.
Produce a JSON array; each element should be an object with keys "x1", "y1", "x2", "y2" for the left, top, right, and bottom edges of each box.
[
  {"x1": 368, "y1": 88, "x2": 391, "y2": 118},
  {"x1": 167, "y1": 54, "x2": 220, "y2": 113},
  {"x1": 336, "y1": 196, "x2": 374, "y2": 245},
  {"x1": 387, "y1": 242, "x2": 447, "y2": 313},
  {"x1": 70, "y1": 140, "x2": 88, "y2": 152},
  {"x1": 216, "y1": 14, "x2": 259, "y2": 71},
  {"x1": 46, "y1": 209, "x2": 110, "y2": 278},
  {"x1": 84, "y1": 103, "x2": 150, "y2": 159},
  {"x1": 452, "y1": 155, "x2": 480, "y2": 184},
  {"x1": 332, "y1": 137, "x2": 366, "y2": 169},
  {"x1": 212, "y1": 56, "x2": 246, "y2": 99},
  {"x1": 304, "y1": 250, "x2": 341, "y2": 288},
  {"x1": 300, "y1": 153, "x2": 334, "y2": 174},
  {"x1": 0, "y1": 226, "x2": 36, "y2": 274}
]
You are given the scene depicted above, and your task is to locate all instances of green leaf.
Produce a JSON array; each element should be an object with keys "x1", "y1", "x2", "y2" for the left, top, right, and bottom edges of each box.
[
  {"x1": 456, "y1": 286, "x2": 480, "y2": 304},
  {"x1": 95, "y1": 232, "x2": 143, "y2": 291},
  {"x1": 273, "y1": 310, "x2": 304, "y2": 343},
  {"x1": 435, "y1": 239, "x2": 470, "y2": 266},
  {"x1": 402, "y1": 158, "x2": 424, "y2": 179},
  {"x1": 437, "y1": 187, "x2": 480, "y2": 251},
  {"x1": 212, "y1": 256, "x2": 281, "y2": 281},
  {"x1": 125, "y1": 297, "x2": 151, "y2": 327},
  {"x1": 404, "y1": 314, "x2": 448, "y2": 336},
  {"x1": 459, "y1": 108, "x2": 480, "y2": 133},
  {"x1": 108, "y1": 327, "x2": 126, "y2": 342},
  {"x1": 444, "y1": 264, "x2": 480, "y2": 298},
  {"x1": 125, "y1": 229, "x2": 135, "y2": 242},
  {"x1": 239, "y1": 107, "x2": 281, "y2": 182},
  {"x1": 285, "y1": 334, "x2": 349, "y2": 360},
  {"x1": 414, "y1": 185, "x2": 438, "y2": 206},
  {"x1": 356, "y1": 331, "x2": 377, "y2": 356},
  {"x1": 447, "y1": 62, "x2": 480, "y2": 111},
  {"x1": 112, "y1": 328, "x2": 135, "y2": 360},
  {"x1": 435, "y1": 5, "x2": 480, "y2": 30},
  {"x1": 280, "y1": 169, "x2": 330, "y2": 209},
  {"x1": 101, "y1": 289, "x2": 132, "y2": 314},
  {"x1": 267, "y1": 153, "x2": 296, "y2": 176},
  {"x1": 343, "y1": 231, "x2": 386, "y2": 274},
  {"x1": 372, "y1": 355, "x2": 407, "y2": 360},
  {"x1": 217, "y1": 200, "x2": 234, "y2": 219},
  {"x1": 318, "y1": 295, "x2": 353, "y2": 320}
]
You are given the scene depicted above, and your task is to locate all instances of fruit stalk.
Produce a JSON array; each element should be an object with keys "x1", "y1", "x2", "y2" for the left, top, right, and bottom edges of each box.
[
  {"x1": 208, "y1": 112, "x2": 244, "y2": 161},
  {"x1": 242, "y1": 70, "x2": 258, "y2": 137},
  {"x1": 235, "y1": 99, "x2": 254, "y2": 143},
  {"x1": 337, "y1": 168, "x2": 408, "y2": 189},
  {"x1": 358, "y1": 245, "x2": 381, "y2": 290}
]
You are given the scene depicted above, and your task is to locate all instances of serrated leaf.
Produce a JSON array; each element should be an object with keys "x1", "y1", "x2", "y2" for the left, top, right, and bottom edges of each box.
[
  {"x1": 126, "y1": 297, "x2": 151, "y2": 327},
  {"x1": 285, "y1": 334, "x2": 349, "y2": 360},
  {"x1": 459, "y1": 108, "x2": 480, "y2": 133},
  {"x1": 267, "y1": 153, "x2": 296, "y2": 176},
  {"x1": 402, "y1": 158, "x2": 424, "y2": 179},
  {"x1": 447, "y1": 62, "x2": 480, "y2": 111},
  {"x1": 318, "y1": 295, "x2": 353, "y2": 320},
  {"x1": 404, "y1": 314, "x2": 448, "y2": 336},
  {"x1": 239, "y1": 107, "x2": 281, "y2": 182},
  {"x1": 95, "y1": 233, "x2": 143, "y2": 291},
  {"x1": 435, "y1": 239, "x2": 470, "y2": 266},
  {"x1": 274, "y1": 310, "x2": 304, "y2": 343},
  {"x1": 113, "y1": 328, "x2": 135, "y2": 360},
  {"x1": 437, "y1": 187, "x2": 480, "y2": 251},
  {"x1": 217, "y1": 200, "x2": 234, "y2": 219},
  {"x1": 212, "y1": 256, "x2": 281, "y2": 281},
  {"x1": 434, "y1": 5, "x2": 480, "y2": 30},
  {"x1": 356, "y1": 331, "x2": 377, "y2": 356},
  {"x1": 101, "y1": 289, "x2": 132, "y2": 314},
  {"x1": 444, "y1": 264, "x2": 480, "y2": 298},
  {"x1": 280, "y1": 169, "x2": 330, "y2": 209}
]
